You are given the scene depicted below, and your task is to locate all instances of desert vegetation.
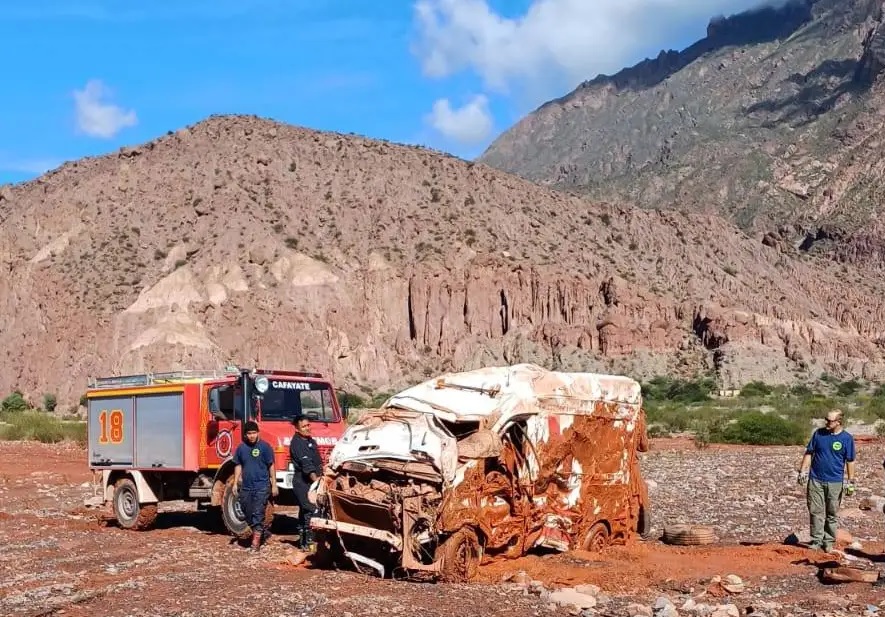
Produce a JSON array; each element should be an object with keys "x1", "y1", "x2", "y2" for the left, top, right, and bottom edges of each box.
[
  {"x1": 642, "y1": 375, "x2": 885, "y2": 446},
  {"x1": 0, "y1": 390, "x2": 86, "y2": 444}
]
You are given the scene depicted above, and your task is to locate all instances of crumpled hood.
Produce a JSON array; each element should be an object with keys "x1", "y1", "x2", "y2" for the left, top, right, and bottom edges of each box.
[{"x1": 327, "y1": 412, "x2": 457, "y2": 482}]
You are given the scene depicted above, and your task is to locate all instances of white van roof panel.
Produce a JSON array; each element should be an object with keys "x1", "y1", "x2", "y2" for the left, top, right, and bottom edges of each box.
[{"x1": 383, "y1": 363, "x2": 642, "y2": 422}]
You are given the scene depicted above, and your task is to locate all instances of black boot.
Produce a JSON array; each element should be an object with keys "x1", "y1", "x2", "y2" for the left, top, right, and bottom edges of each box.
[{"x1": 300, "y1": 514, "x2": 315, "y2": 551}]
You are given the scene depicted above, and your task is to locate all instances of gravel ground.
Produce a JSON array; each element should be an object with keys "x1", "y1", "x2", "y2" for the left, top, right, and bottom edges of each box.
[{"x1": 1, "y1": 438, "x2": 885, "y2": 617}]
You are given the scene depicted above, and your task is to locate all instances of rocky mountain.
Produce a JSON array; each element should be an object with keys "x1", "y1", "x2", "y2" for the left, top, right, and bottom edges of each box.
[
  {"x1": 3, "y1": 115, "x2": 885, "y2": 408},
  {"x1": 479, "y1": 0, "x2": 885, "y2": 265}
]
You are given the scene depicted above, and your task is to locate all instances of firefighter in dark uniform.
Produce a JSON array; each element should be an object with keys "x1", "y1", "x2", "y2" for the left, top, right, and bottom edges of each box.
[{"x1": 289, "y1": 414, "x2": 322, "y2": 550}]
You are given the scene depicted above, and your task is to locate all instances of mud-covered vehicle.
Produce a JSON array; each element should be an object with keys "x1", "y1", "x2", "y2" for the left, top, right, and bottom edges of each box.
[{"x1": 309, "y1": 363, "x2": 651, "y2": 581}]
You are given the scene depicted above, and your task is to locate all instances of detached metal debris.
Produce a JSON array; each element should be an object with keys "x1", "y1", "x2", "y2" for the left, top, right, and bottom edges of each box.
[{"x1": 309, "y1": 363, "x2": 651, "y2": 581}]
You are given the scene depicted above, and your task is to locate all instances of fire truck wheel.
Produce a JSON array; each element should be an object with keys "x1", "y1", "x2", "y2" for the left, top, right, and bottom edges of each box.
[
  {"x1": 112, "y1": 477, "x2": 157, "y2": 531},
  {"x1": 582, "y1": 521, "x2": 611, "y2": 552},
  {"x1": 436, "y1": 526, "x2": 481, "y2": 583},
  {"x1": 221, "y1": 476, "x2": 252, "y2": 540}
]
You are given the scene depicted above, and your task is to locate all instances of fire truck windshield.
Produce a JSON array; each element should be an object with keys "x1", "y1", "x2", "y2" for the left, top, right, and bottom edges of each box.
[{"x1": 257, "y1": 380, "x2": 337, "y2": 423}]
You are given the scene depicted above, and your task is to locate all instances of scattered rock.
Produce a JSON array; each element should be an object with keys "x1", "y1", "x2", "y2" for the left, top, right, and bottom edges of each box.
[
  {"x1": 653, "y1": 596, "x2": 679, "y2": 617},
  {"x1": 721, "y1": 574, "x2": 745, "y2": 594},
  {"x1": 710, "y1": 604, "x2": 739, "y2": 617},
  {"x1": 860, "y1": 495, "x2": 885, "y2": 512},
  {"x1": 821, "y1": 566, "x2": 880, "y2": 583},
  {"x1": 504, "y1": 570, "x2": 531, "y2": 586},
  {"x1": 574, "y1": 584, "x2": 601, "y2": 597},
  {"x1": 626, "y1": 603, "x2": 654, "y2": 617},
  {"x1": 549, "y1": 588, "x2": 597, "y2": 610}
]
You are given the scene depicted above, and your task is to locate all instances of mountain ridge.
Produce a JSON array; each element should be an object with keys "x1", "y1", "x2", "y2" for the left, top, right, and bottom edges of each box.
[
  {"x1": 478, "y1": 0, "x2": 885, "y2": 265},
  {"x1": 3, "y1": 114, "x2": 885, "y2": 408}
]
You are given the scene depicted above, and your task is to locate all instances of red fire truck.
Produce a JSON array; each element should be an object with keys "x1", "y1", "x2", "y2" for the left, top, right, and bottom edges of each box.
[{"x1": 84, "y1": 366, "x2": 348, "y2": 538}]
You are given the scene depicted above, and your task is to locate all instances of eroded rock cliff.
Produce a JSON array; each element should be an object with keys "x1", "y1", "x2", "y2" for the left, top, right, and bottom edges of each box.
[{"x1": 2, "y1": 115, "x2": 885, "y2": 407}]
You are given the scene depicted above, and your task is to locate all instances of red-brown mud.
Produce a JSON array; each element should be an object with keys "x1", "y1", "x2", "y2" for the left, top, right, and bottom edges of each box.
[
  {"x1": 476, "y1": 542, "x2": 862, "y2": 592},
  {"x1": 3, "y1": 437, "x2": 885, "y2": 616}
]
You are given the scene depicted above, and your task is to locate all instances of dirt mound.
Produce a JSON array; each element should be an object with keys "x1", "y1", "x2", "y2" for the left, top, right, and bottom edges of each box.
[{"x1": 477, "y1": 543, "x2": 830, "y2": 593}]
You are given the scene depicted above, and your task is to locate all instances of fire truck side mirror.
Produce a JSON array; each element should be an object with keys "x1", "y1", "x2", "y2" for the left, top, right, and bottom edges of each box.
[{"x1": 208, "y1": 385, "x2": 233, "y2": 420}]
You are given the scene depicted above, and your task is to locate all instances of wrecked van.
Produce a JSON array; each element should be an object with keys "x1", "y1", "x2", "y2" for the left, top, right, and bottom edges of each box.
[{"x1": 309, "y1": 363, "x2": 651, "y2": 581}]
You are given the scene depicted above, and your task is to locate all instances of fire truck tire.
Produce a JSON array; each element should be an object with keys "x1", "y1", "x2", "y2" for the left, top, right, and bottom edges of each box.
[
  {"x1": 436, "y1": 526, "x2": 481, "y2": 583},
  {"x1": 221, "y1": 477, "x2": 252, "y2": 540},
  {"x1": 220, "y1": 477, "x2": 275, "y2": 540},
  {"x1": 112, "y1": 477, "x2": 157, "y2": 531}
]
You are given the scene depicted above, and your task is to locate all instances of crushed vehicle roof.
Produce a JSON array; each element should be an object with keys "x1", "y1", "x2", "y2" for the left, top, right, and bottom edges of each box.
[{"x1": 383, "y1": 363, "x2": 643, "y2": 423}]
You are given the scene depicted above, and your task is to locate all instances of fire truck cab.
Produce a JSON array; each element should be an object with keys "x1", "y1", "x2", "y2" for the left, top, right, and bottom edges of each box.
[{"x1": 85, "y1": 366, "x2": 347, "y2": 538}]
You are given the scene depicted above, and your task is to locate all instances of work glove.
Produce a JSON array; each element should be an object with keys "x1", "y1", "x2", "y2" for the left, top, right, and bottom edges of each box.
[
  {"x1": 845, "y1": 481, "x2": 856, "y2": 497},
  {"x1": 797, "y1": 470, "x2": 809, "y2": 485}
]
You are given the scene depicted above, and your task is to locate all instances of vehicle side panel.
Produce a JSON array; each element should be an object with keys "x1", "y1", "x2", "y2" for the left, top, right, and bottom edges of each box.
[
  {"x1": 438, "y1": 399, "x2": 644, "y2": 554},
  {"x1": 88, "y1": 396, "x2": 135, "y2": 467},
  {"x1": 134, "y1": 392, "x2": 185, "y2": 469},
  {"x1": 182, "y1": 383, "x2": 204, "y2": 470}
]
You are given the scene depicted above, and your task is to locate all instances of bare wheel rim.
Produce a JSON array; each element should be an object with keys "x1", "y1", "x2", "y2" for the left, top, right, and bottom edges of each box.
[
  {"x1": 455, "y1": 539, "x2": 472, "y2": 575},
  {"x1": 585, "y1": 523, "x2": 609, "y2": 551},
  {"x1": 118, "y1": 487, "x2": 137, "y2": 519},
  {"x1": 225, "y1": 484, "x2": 246, "y2": 523},
  {"x1": 232, "y1": 499, "x2": 244, "y2": 521}
]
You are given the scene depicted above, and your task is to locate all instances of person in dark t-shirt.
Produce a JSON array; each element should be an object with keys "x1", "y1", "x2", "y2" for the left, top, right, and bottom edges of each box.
[
  {"x1": 796, "y1": 409, "x2": 855, "y2": 552},
  {"x1": 289, "y1": 414, "x2": 323, "y2": 551},
  {"x1": 233, "y1": 420, "x2": 278, "y2": 551}
]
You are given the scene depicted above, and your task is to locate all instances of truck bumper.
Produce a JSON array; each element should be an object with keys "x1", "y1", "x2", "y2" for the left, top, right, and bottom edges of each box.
[
  {"x1": 277, "y1": 470, "x2": 294, "y2": 491},
  {"x1": 309, "y1": 517, "x2": 403, "y2": 550}
]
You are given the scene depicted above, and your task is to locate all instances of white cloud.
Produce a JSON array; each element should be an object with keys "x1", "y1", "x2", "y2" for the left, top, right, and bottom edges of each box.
[
  {"x1": 412, "y1": 0, "x2": 787, "y2": 100},
  {"x1": 426, "y1": 94, "x2": 494, "y2": 144},
  {"x1": 73, "y1": 79, "x2": 138, "y2": 139}
]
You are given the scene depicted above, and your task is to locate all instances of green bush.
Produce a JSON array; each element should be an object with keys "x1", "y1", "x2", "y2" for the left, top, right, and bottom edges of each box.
[
  {"x1": 794, "y1": 395, "x2": 838, "y2": 421},
  {"x1": 710, "y1": 412, "x2": 807, "y2": 446},
  {"x1": 836, "y1": 379, "x2": 863, "y2": 397},
  {"x1": 0, "y1": 411, "x2": 86, "y2": 444},
  {"x1": 790, "y1": 384, "x2": 815, "y2": 397},
  {"x1": 641, "y1": 376, "x2": 714, "y2": 403},
  {"x1": 865, "y1": 396, "x2": 885, "y2": 420},
  {"x1": 368, "y1": 391, "x2": 395, "y2": 407},
  {"x1": 739, "y1": 381, "x2": 772, "y2": 398},
  {"x1": 43, "y1": 393, "x2": 57, "y2": 412},
  {"x1": 1, "y1": 391, "x2": 29, "y2": 413},
  {"x1": 338, "y1": 392, "x2": 367, "y2": 408}
]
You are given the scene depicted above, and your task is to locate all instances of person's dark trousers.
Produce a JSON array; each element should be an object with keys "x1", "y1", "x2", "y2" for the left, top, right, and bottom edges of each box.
[
  {"x1": 293, "y1": 479, "x2": 317, "y2": 549},
  {"x1": 239, "y1": 486, "x2": 270, "y2": 547}
]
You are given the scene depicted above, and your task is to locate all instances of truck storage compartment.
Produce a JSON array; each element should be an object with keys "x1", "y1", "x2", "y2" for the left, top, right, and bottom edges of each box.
[
  {"x1": 88, "y1": 396, "x2": 135, "y2": 467},
  {"x1": 88, "y1": 392, "x2": 185, "y2": 468},
  {"x1": 134, "y1": 393, "x2": 184, "y2": 468}
]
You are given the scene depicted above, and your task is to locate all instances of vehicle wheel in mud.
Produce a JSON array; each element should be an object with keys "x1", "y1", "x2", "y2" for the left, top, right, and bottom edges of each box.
[
  {"x1": 638, "y1": 505, "x2": 652, "y2": 539},
  {"x1": 112, "y1": 477, "x2": 157, "y2": 531},
  {"x1": 312, "y1": 531, "x2": 346, "y2": 570},
  {"x1": 221, "y1": 476, "x2": 252, "y2": 540},
  {"x1": 662, "y1": 524, "x2": 717, "y2": 546},
  {"x1": 436, "y1": 527, "x2": 482, "y2": 583},
  {"x1": 582, "y1": 522, "x2": 610, "y2": 552}
]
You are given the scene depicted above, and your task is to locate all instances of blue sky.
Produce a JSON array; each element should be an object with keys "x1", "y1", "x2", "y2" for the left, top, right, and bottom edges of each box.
[{"x1": 0, "y1": 0, "x2": 773, "y2": 185}]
